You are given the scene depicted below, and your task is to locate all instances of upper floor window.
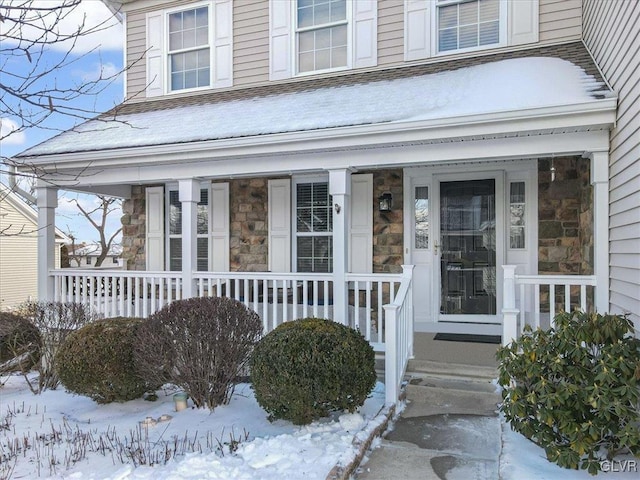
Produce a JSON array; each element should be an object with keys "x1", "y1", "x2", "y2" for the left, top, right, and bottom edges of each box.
[
  {"x1": 145, "y1": 1, "x2": 232, "y2": 98},
  {"x1": 269, "y1": 0, "x2": 377, "y2": 80},
  {"x1": 296, "y1": 0, "x2": 348, "y2": 73},
  {"x1": 168, "y1": 6, "x2": 210, "y2": 91},
  {"x1": 437, "y1": 0, "x2": 500, "y2": 53}
]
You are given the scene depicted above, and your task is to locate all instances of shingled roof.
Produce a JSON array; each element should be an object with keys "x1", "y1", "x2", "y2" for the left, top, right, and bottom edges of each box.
[
  {"x1": 110, "y1": 41, "x2": 606, "y2": 116},
  {"x1": 18, "y1": 41, "x2": 612, "y2": 158}
]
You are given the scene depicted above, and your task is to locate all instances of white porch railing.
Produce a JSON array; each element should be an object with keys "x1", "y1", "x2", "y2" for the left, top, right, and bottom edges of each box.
[
  {"x1": 49, "y1": 267, "x2": 414, "y2": 407},
  {"x1": 502, "y1": 265, "x2": 597, "y2": 346},
  {"x1": 51, "y1": 270, "x2": 183, "y2": 318},
  {"x1": 193, "y1": 272, "x2": 334, "y2": 333}
]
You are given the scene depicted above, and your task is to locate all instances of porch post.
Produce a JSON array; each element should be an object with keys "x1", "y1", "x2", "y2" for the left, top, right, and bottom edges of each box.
[
  {"x1": 329, "y1": 168, "x2": 351, "y2": 325},
  {"x1": 588, "y1": 151, "x2": 610, "y2": 313},
  {"x1": 179, "y1": 179, "x2": 199, "y2": 299},
  {"x1": 36, "y1": 185, "x2": 58, "y2": 302}
]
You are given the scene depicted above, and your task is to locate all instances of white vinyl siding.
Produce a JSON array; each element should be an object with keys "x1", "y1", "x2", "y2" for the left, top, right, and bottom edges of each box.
[{"x1": 583, "y1": 0, "x2": 640, "y2": 325}]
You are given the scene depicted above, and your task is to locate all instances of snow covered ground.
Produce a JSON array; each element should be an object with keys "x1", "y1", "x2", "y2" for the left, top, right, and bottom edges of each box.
[{"x1": 1, "y1": 374, "x2": 638, "y2": 479}]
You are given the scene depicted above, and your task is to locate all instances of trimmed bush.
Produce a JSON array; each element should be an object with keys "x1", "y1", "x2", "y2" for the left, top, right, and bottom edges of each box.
[
  {"x1": 135, "y1": 297, "x2": 263, "y2": 410},
  {"x1": 0, "y1": 312, "x2": 41, "y2": 373},
  {"x1": 497, "y1": 311, "x2": 640, "y2": 474},
  {"x1": 56, "y1": 317, "x2": 154, "y2": 403},
  {"x1": 250, "y1": 318, "x2": 377, "y2": 425}
]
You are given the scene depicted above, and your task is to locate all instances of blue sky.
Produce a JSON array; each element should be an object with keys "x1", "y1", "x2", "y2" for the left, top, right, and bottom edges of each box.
[{"x1": 1, "y1": 0, "x2": 125, "y2": 243}]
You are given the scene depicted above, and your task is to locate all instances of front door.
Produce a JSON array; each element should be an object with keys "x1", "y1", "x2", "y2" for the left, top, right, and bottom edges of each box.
[{"x1": 435, "y1": 177, "x2": 502, "y2": 324}]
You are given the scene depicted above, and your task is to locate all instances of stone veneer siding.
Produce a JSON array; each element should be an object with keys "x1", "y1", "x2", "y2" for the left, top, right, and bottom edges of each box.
[
  {"x1": 121, "y1": 185, "x2": 148, "y2": 270},
  {"x1": 371, "y1": 169, "x2": 403, "y2": 274},
  {"x1": 538, "y1": 156, "x2": 593, "y2": 275},
  {"x1": 228, "y1": 178, "x2": 268, "y2": 272}
]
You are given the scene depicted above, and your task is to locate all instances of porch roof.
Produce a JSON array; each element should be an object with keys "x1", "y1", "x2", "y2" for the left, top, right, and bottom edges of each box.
[{"x1": 19, "y1": 42, "x2": 613, "y2": 159}]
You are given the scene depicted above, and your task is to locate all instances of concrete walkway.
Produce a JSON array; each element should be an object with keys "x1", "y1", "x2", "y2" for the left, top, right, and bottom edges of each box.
[{"x1": 357, "y1": 334, "x2": 502, "y2": 480}]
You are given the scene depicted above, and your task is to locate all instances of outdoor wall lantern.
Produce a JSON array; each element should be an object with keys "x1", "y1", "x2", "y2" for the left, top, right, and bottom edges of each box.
[{"x1": 378, "y1": 192, "x2": 393, "y2": 212}]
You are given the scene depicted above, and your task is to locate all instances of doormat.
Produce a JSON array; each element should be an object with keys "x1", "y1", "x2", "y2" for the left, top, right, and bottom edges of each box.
[{"x1": 433, "y1": 333, "x2": 501, "y2": 344}]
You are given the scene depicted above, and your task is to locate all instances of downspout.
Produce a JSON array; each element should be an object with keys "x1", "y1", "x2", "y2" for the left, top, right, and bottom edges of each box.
[{"x1": 8, "y1": 164, "x2": 37, "y2": 204}]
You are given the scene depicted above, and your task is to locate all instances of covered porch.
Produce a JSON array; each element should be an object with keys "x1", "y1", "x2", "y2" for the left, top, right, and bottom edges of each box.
[{"x1": 21, "y1": 47, "x2": 617, "y2": 406}]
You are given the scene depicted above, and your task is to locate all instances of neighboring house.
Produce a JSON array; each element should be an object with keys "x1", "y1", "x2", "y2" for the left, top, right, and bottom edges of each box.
[
  {"x1": 66, "y1": 243, "x2": 123, "y2": 269},
  {"x1": 0, "y1": 183, "x2": 68, "y2": 310},
  {"x1": 13, "y1": 1, "x2": 639, "y2": 403}
]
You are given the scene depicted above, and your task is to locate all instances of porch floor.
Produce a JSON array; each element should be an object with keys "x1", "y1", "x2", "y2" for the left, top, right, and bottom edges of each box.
[{"x1": 412, "y1": 333, "x2": 499, "y2": 368}]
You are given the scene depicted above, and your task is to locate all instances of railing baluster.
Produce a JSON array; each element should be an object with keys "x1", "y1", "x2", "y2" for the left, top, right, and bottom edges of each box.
[
  {"x1": 580, "y1": 285, "x2": 587, "y2": 311},
  {"x1": 262, "y1": 279, "x2": 269, "y2": 331},
  {"x1": 354, "y1": 281, "x2": 360, "y2": 334},
  {"x1": 324, "y1": 280, "x2": 329, "y2": 319},
  {"x1": 272, "y1": 280, "x2": 278, "y2": 328},
  {"x1": 378, "y1": 281, "x2": 383, "y2": 343},
  {"x1": 303, "y1": 281, "x2": 308, "y2": 318},
  {"x1": 313, "y1": 280, "x2": 318, "y2": 318},
  {"x1": 366, "y1": 281, "x2": 372, "y2": 342},
  {"x1": 564, "y1": 284, "x2": 571, "y2": 313}
]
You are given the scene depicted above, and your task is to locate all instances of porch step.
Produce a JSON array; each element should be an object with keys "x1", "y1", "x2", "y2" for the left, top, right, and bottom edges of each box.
[
  {"x1": 403, "y1": 361, "x2": 501, "y2": 417},
  {"x1": 406, "y1": 359, "x2": 497, "y2": 381}
]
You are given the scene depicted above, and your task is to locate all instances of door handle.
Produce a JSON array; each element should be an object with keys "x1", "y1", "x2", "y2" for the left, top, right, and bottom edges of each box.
[{"x1": 434, "y1": 242, "x2": 440, "y2": 254}]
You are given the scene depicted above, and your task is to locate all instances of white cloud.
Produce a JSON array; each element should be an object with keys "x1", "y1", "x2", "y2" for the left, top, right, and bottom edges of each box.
[
  {"x1": 0, "y1": 118, "x2": 27, "y2": 146},
  {"x1": 76, "y1": 61, "x2": 122, "y2": 83},
  {"x1": 2, "y1": 0, "x2": 123, "y2": 55}
]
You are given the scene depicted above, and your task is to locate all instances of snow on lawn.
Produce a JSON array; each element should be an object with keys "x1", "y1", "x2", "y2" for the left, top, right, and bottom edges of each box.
[
  {"x1": 500, "y1": 419, "x2": 640, "y2": 479},
  {"x1": 0, "y1": 375, "x2": 386, "y2": 480}
]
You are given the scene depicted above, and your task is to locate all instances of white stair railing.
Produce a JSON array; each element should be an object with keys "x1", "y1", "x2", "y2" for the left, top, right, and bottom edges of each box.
[{"x1": 382, "y1": 265, "x2": 414, "y2": 406}]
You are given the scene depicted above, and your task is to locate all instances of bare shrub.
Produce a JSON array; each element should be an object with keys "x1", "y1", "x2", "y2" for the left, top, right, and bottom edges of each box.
[
  {"x1": 18, "y1": 302, "x2": 94, "y2": 393},
  {"x1": 0, "y1": 312, "x2": 41, "y2": 377},
  {"x1": 135, "y1": 297, "x2": 262, "y2": 410}
]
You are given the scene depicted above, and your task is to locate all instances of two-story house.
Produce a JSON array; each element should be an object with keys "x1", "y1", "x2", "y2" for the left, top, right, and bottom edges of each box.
[{"x1": 14, "y1": 1, "x2": 639, "y2": 404}]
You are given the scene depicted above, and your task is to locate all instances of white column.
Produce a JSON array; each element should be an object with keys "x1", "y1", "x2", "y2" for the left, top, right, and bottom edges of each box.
[
  {"x1": 37, "y1": 186, "x2": 58, "y2": 302},
  {"x1": 329, "y1": 169, "x2": 351, "y2": 325},
  {"x1": 179, "y1": 179, "x2": 199, "y2": 299},
  {"x1": 589, "y1": 151, "x2": 610, "y2": 313}
]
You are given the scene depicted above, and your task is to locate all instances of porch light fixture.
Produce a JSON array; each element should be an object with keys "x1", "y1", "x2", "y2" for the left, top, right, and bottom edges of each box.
[{"x1": 378, "y1": 192, "x2": 393, "y2": 212}]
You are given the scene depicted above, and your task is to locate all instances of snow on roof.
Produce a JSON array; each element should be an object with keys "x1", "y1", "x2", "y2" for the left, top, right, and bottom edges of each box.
[{"x1": 21, "y1": 57, "x2": 610, "y2": 157}]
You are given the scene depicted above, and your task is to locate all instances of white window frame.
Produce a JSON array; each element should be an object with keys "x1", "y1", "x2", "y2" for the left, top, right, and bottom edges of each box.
[
  {"x1": 165, "y1": 1, "x2": 214, "y2": 94},
  {"x1": 293, "y1": 0, "x2": 353, "y2": 76},
  {"x1": 292, "y1": 175, "x2": 334, "y2": 273},
  {"x1": 166, "y1": 183, "x2": 212, "y2": 272},
  {"x1": 432, "y1": 0, "x2": 507, "y2": 56}
]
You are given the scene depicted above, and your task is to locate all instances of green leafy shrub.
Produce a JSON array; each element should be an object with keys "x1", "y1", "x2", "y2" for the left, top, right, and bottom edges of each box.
[
  {"x1": 135, "y1": 297, "x2": 263, "y2": 410},
  {"x1": 250, "y1": 318, "x2": 377, "y2": 425},
  {"x1": 0, "y1": 312, "x2": 41, "y2": 374},
  {"x1": 56, "y1": 317, "x2": 154, "y2": 403},
  {"x1": 497, "y1": 311, "x2": 640, "y2": 474}
]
